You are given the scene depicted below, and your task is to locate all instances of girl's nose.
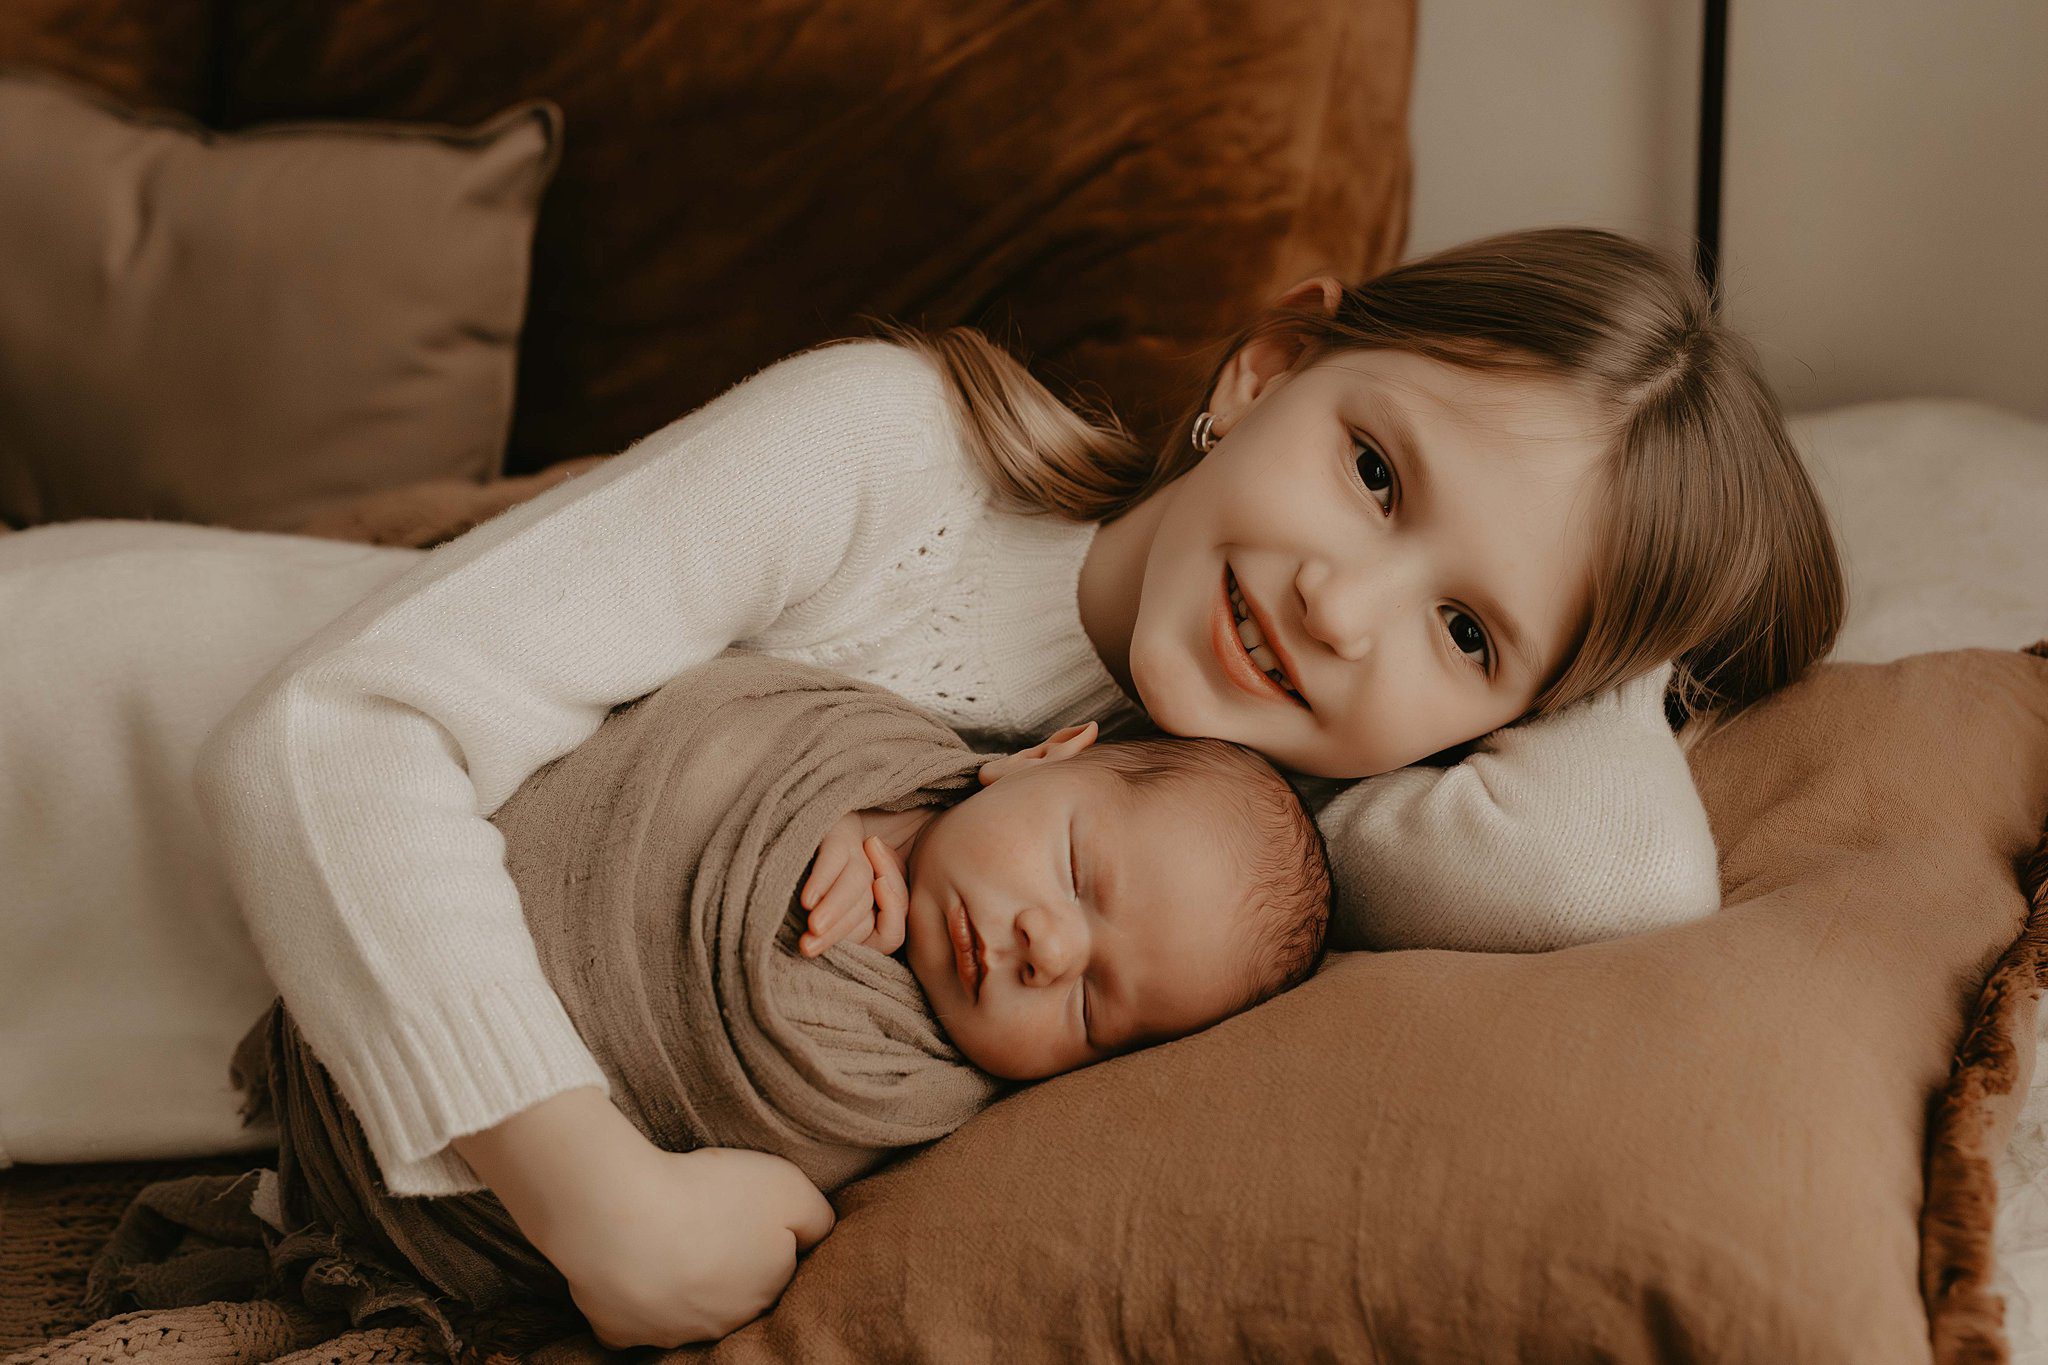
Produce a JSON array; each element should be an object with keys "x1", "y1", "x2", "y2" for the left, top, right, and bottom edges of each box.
[
  {"x1": 1013, "y1": 903, "x2": 1081, "y2": 985},
  {"x1": 1296, "y1": 559, "x2": 1388, "y2": 662}
]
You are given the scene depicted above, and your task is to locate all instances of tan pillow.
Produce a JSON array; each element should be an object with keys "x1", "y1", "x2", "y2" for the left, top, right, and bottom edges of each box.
[
  {"x1": 0, "y1": 67, "x2": 560, "y2": 531},
  {"x1": 671, "y1": 646, "x2": 2048, "y2": 1363}
]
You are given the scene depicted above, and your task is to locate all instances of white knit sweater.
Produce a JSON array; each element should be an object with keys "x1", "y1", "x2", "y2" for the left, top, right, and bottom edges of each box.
[{"x1": 192, "y1": 338, "x2": 1720, "y2": 1196}]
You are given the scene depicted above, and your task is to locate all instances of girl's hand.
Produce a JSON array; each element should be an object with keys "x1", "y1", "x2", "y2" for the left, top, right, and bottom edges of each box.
[
  {"x1": 451, "y1": 1089, "x2": 835, "y2": 1350},
  {"x1": 799, "y1": 815, "x2": 906, "y2": 956},
  {"x1": 549, "y1": 1145, "x2": 837, "y2": 1350}
]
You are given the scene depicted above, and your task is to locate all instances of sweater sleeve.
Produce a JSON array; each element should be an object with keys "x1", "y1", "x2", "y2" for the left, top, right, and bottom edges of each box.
[
  {"x1": 192, "y1": 339, "x2": 951, "y2": 1195},
  {"x1": 1313, "y1": 660, "x2": 1723, "y2": 954}
]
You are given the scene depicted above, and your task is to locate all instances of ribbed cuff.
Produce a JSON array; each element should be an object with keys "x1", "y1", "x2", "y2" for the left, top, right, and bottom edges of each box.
[{"x1": 320, "y1": 977, "x2": 611, "y2": 1198}]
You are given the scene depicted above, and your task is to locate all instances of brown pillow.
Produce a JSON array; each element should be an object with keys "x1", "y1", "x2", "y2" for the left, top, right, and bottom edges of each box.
[
  {"x1": 0, "y1": 67, "x2": 561, "y2": 531},
  {"x1": 663, "y1": 646, "x2": 2048, "y2": 1363},
  {"x1": 218, "y1": 0, "x2": 1415, "y2": 475}
]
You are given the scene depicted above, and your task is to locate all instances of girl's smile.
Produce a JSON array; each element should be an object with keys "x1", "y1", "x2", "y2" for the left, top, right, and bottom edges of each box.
[
  {"x1": 1213, "y1": 565, "x2": 1305, "y2": 706},
  {"x1": 1081, "y1": 297, "x2": 1612, "y2": 781}
]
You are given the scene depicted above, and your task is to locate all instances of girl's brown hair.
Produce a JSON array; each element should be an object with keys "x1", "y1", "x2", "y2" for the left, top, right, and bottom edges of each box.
[{"x1": 854, "y1": 226, "x2": 1847, "y2": 734}]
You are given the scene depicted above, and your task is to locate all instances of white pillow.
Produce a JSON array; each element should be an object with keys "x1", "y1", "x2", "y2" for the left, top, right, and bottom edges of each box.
[{"x1": 1790, "y1": 397, "x2": 2048, "y2": 664}]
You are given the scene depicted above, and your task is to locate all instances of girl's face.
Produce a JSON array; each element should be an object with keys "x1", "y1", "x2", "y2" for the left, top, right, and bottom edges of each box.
[{"x1": 1125, "y1": 317, "x2": 1610, "y2": 779}]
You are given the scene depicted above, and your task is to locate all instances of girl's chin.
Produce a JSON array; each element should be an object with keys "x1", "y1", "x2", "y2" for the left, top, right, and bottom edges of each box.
[{"x1": 1126, "y1": 643, "x2": 1213, "y2": 738}]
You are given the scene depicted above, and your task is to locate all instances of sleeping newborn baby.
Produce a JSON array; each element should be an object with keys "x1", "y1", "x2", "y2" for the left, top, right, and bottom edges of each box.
[
  {"x1": 214, "y1": 652, "x2": 1333, "y2": 1347},
  {"x1": 797, "y1": 719, "x2": 1334, "y2": 1081}
]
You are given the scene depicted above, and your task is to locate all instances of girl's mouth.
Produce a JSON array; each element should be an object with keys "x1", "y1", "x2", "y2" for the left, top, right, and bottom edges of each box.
[{"x1": 1213, "y1": 566, "x2": 1306, "y2": 707}]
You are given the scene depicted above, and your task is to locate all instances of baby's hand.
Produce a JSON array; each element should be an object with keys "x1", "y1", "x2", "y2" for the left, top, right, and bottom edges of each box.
[{"x1": 799, "y1": 814, "x2": 907, "y2": 956}]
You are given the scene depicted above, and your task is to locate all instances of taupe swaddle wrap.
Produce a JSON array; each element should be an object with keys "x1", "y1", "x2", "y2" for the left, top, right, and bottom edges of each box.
[
  {"x1": 86, "y1": 651, "x2": 1006, "y2": 1348},
  {"x1": 477, "y1": 647, "x2": 999, "y2": 1185}
]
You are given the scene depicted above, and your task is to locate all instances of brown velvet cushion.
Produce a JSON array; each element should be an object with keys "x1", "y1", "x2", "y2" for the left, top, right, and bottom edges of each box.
[
  {"x1": 0, "y1": 67, "x2": 559, "y2": 531},
  {"x1": 222, "y1": 0, "x2": 1414, "y2": 475},
  {"x1": 659, "y1": 646, "x2": 2047, "y2": 1363}
]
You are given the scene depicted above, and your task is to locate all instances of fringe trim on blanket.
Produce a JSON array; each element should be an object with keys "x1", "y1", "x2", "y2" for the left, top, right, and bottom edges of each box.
[{"x1": 1920, "y1": 636, "x2": 2048, "y2": 1365}]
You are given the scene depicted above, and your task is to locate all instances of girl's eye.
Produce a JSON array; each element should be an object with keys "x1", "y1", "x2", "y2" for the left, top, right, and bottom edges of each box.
[
  {"x1": 1351, "y1": 433, "x2": 1495, "y2": 677},
  {"x1": 1353, "y1": 435, "x2": 1395, "y2": 516},
  {"x1": 1441, "y1": 607, "x2": 1492, "y2": 675}
]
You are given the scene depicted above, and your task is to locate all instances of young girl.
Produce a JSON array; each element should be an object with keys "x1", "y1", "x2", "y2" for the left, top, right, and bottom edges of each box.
[{"x1": 2, "y1": 227, "x2": 1843, "y2": 1349}]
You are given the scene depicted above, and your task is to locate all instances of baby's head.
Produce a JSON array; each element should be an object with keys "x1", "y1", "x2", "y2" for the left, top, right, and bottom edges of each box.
[{"x1": 896, "y1": 721, "x2": 1331, "y2": 1081}]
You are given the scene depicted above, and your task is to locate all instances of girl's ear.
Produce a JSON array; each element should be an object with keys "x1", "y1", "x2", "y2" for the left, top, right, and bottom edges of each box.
[
  {"x1": 1277, "y1": 274, "x2": 1344, "y2": 316},
  {"x1": 1208, "y1": 275, "x2": 1344, "y2": 437},
  {"x1": 977, "y1": 721, "x2": 1099, "y2": 786}
]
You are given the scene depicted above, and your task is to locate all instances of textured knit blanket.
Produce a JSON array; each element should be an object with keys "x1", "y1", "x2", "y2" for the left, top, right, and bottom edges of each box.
[{"x1": 64, "y1": 650, "x2": 1005, "y2": 1356}]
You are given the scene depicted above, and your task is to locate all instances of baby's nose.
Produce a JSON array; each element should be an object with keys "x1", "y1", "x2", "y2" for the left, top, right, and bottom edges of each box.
[{"x1": 1016, "y1": 905, "x2": 1080, "y2": 984}]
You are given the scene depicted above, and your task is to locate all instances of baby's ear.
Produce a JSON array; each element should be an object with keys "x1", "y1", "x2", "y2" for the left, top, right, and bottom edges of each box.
[{"x1": 977, "y1": 721, "x2": 1099, "y2": 786}]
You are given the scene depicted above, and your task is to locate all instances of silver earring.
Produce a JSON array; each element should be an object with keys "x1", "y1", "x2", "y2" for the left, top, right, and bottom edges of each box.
[{"x1": 1191, "y1": 411, "x2": 1217, "y2": 452}]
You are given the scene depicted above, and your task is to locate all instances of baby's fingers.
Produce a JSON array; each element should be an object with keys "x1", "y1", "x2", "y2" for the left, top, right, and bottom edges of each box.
[
  {"x1": 800, "y1": 846, "x2": 848, "y2": 911},
  {"x1": 802, "y1": 815, "x2": 869, "y2": 910},
  {"x1": 801, "y1": 865, "x2": 874, "y2": 956},
  {"x1": 860, "y1": 838, "x2": 910, "y2": 953},
  {"x1": 861, "y1": 835, "x2": 906, "y2": 887}
]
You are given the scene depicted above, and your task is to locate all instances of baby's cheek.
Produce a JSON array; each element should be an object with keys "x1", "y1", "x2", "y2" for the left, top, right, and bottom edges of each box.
[{"x1": 892, "y1": 894, "x2": 925, "y2": 965}]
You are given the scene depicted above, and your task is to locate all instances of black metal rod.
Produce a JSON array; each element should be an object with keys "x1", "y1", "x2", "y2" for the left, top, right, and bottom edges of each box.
[
  {"x1": 1695, "y1": 0, "x2": 1729, "y2": 306},
  {"x1": 203, "y1": 0, "x2": 237, "y2": 127}
]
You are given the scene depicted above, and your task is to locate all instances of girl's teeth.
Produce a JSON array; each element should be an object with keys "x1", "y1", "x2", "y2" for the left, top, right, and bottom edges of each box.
[{"x1": 1230, "y1": 576, "x2": 1298, "y2": 699}]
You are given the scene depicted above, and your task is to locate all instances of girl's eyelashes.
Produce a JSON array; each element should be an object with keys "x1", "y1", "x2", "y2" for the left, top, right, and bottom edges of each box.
[
  {"x1": 1351, "y1": 431, "x2": 1396, "y2": 517},
  {"x1": 1442, "y1": 608, "x2": 1493, "y2": 676},
  {"x1": 1348, "y1": 431, "x2": 1496, "y2": 677}
]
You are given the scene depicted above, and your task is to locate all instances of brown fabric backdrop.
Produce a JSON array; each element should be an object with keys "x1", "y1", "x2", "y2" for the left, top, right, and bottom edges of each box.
[
  {"x1": 217, "y1": 0, "x2": 1415, "y2": 474},
  {"x1": 0, "y1": 1, "x2": 1413, "y2": 482},
  {"x1": 0, "y1": 0, "x2": 218, "y2": 115}
]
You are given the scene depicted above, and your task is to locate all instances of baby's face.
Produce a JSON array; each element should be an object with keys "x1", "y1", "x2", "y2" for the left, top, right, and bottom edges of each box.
[{"x1": 898, "y1": 758, "x2": 1259, "y2": 1080}]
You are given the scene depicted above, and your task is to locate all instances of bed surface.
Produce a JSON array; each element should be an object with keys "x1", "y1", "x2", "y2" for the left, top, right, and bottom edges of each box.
[
  {"x1": 1790, "y1": 394, "x2": 2048, "y2": 1355},
  {"x1": 1794, "y1": 396, "x2": 2048, "y2": 667}
]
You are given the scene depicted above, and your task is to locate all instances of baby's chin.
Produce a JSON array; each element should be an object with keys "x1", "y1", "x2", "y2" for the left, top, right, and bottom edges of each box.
[{"x1": 960, "y1": 1043, "x2": 1087, "y2": 1083}]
